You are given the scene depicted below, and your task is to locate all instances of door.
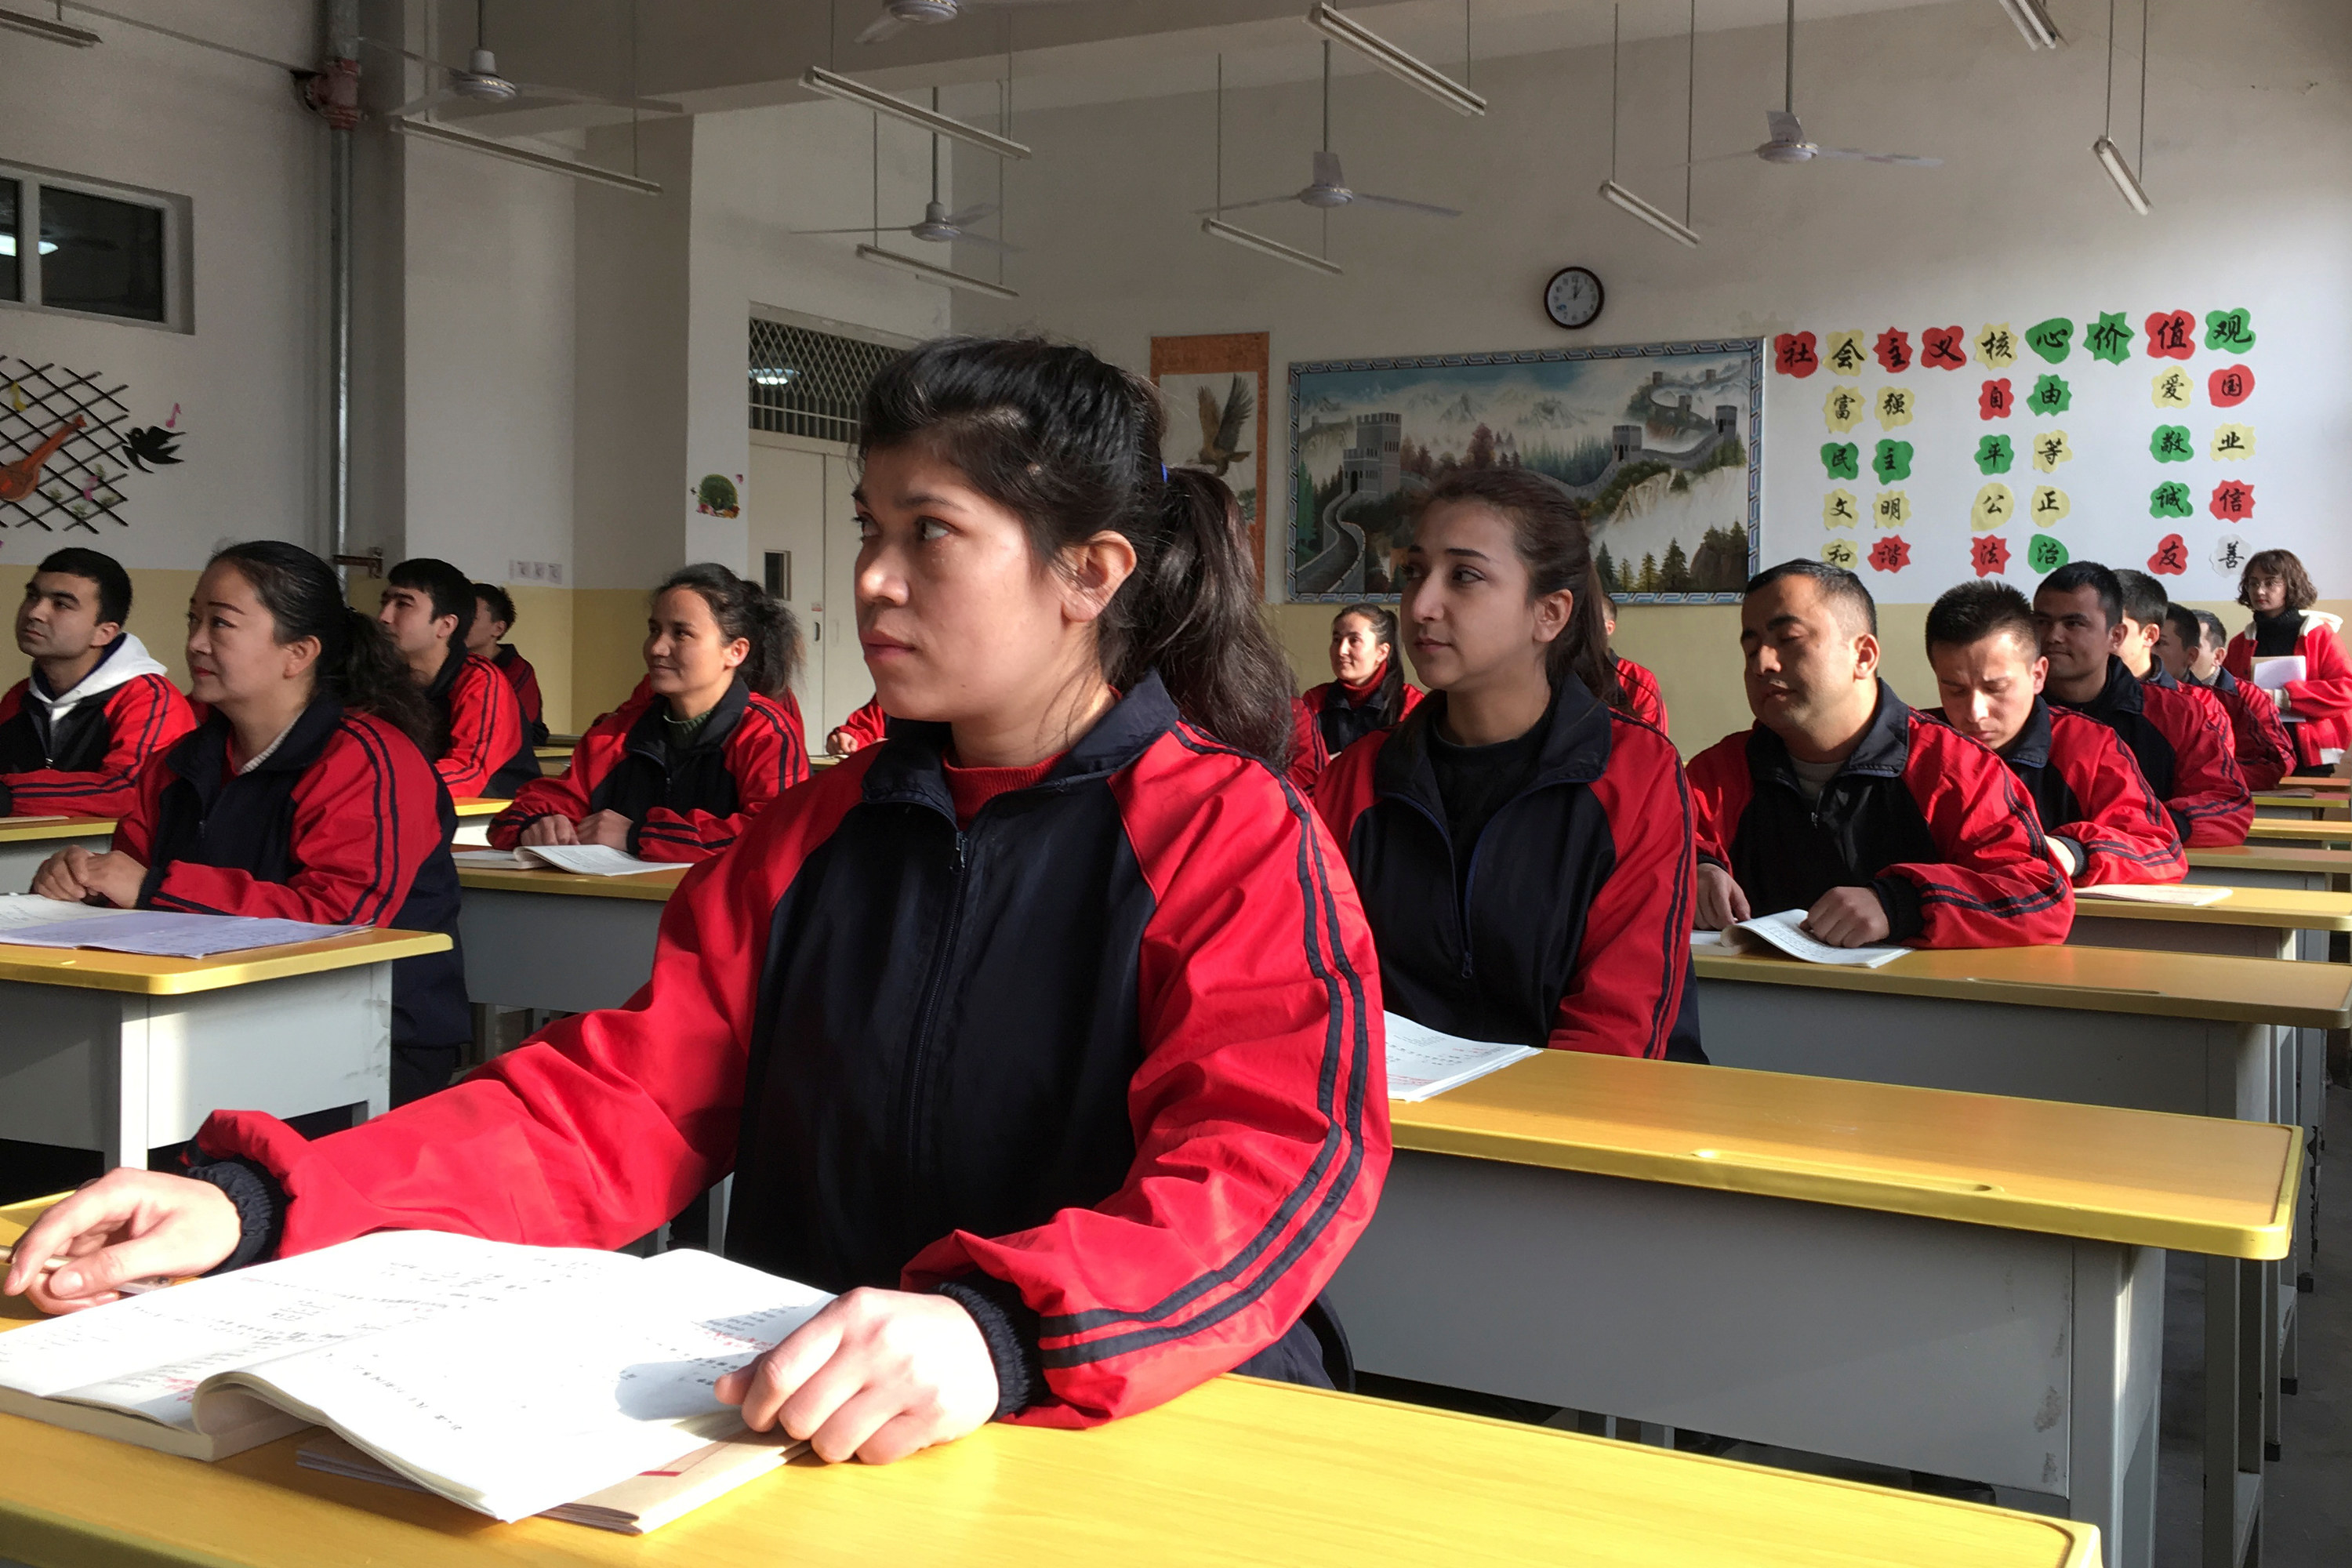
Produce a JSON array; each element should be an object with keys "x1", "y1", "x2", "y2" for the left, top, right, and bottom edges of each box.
[{"x1": 747, "y1": 436, "x2": 874, "y2": 738}]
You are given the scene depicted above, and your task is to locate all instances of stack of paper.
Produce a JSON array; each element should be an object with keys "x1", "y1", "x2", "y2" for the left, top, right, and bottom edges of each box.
[
  {"x1": 2075, "y1": 884, "x2": 2233, "y2": 908},
  {"x1": 1384, "y1": 1011, "x2": 1543, "y2": 1102},
  {"x1": 452, "y1": 845, "x2": 669, "y2": 877},
  {"x1": 0, "y1": 908, "x2": 364, "y2": 957},
  {"x1": 1725, "y1": 909, "x2": 1911, "y2": 969},
  {"x1": 0, "y1": 894, "x2": 122, "y2": 931}
]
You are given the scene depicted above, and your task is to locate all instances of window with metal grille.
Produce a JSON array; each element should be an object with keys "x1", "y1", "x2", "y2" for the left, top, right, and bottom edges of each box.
[{"x1": 749, "y1": 319, "x2": 902, "y2": 445}]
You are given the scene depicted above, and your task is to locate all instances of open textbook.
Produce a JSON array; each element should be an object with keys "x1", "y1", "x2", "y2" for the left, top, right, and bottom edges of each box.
[
  {"x1": 452, "y1": 844, "x2": 670, "y2": 877},
  {"x1": 2074, "y1": 883, "x2": 2233, "y2": 908},
  {"x1": 1384, "y1": 1011, "x2": 1542, "y2": 1102},
  {"x1": 0, "y1": 896, "x2": 362, "y2": 956},
  {"x1": 0, "y1": 1230, "x2": 830, "y2": 1523},
  {"x1": 1718, "y1": 909, "x2": 1911, "y2": 969}
]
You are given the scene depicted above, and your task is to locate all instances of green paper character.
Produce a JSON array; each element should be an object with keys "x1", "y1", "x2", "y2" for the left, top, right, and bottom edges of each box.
[
  {"x1": 1820, "y1": 442, "x2": 1860, "y2": 480},
  {"x1": 2205, "y1": 307, "x2": 2256, "y2": 353},
  {"x1": 2027, "y1": 533, "x2": 2070, "y2": 573},
  {"x1": 1975, "y1": 434, "x2": 2015, "y2": 475},
  {"x1": 2024, "y1": 317, "x2": 2074, "y2": 365},
  {"x1": 2150, "y1": 424, "x2": 2194, "y2": 463},
  {"x1": 2085, "y1": 311, "x2": 2134, "y2": 365},
  {"x1": 2150, "y1": 481, "x2": 2194, "y2": 519},
  {"x1": 1872, "y1": 439, "x2": 1915, "y2": 482},
  {"x1": 2029, "y1": 374, "x2": 2072, "y2": 415}
]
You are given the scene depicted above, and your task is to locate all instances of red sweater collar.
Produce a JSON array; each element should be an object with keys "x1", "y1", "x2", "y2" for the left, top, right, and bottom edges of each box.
[{"x1": 942, "y1": 751, "x2": 1065, "y2": 829}]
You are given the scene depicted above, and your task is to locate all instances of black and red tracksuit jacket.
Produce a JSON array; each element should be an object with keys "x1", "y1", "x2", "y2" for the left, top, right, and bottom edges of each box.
[
  {"x1": 0, "y1": 664, "x2": 194, "y2": 818},
  {"x1": 828, "y1": 695, "x2": 890, "y2": 752},
  {"x1": 424, "y1": 646, "x2": 536, "y2": 799},
  {"x1": 1964, "y1": 698, "x2": 2184, "y2": 887},
  {"x1": 1316, "y1": 680, "x2": 1698, "y2": 1059},
  {"x1": 194, "y1": 672, "x2": 1387, "y2": 1426},
  {"x1": 1686, "y1": 682, "x2": 2072, "y2": 946},
  {"x1": 1615, "y1": 655, "x2": 1668, "y2": 735},
  {"x1": 2194, "y1": 666, "x2": 2294, "y2": 792},
  {"x1": 490, "y1": 676, "x2": 808, "y2": 862},
  {"x1": 2052, "y1": 659, "x2": 2251, "y2": 846},
  {"x1": 2225, "y1": 611, "x2": 2352, "y2": 771},
  {"x1": 491, "y1": 644, "x2": 549, "y2": 748},
  {"x1": 1287, "y1": 674, "x2": 1424, "y2": 795},
  {"x1": 118, "y1": 699, "x2": 468, "y2": 1050}
]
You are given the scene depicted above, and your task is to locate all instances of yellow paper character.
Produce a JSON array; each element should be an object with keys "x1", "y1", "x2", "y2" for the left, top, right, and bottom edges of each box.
[
  {"x1": 1873, "y1": 490, "x2": 1911, "y2": 528},
  {"x1": 2031, "y1": 430, "x2": 2073, "y2": 474},
  {"x1": 2031, "y1": 485, "x2": 2071, "y2": 525},
  {"x1": 1823, "y1": 330, "x2": 1867, "y2": 377},
  {"x1": 1823, "y1": 488, "x2": 1860, "y2": 531},
  {"x1": 1824, "y1": 384, "x2": 1865, "y2": 434},
  {"x1": 1974, "y1": 323, "x2": 2019, "y2": 369},
  {"x1": 2211, "y1": 423, "x2": 2256, "y2": 462},
  {"x1": 1820, "y1": 538, "x2": 1859, "y2": 569},
  {"x1": 2151, "y1": 369, "x2": 2193, "y2": 408},
  {"x1": 1972, "y1": 482, "x2": 2015, "y2": 532},
  {"x1": 1875, "y1": 387, "x2": 1914, "y2": 430}
]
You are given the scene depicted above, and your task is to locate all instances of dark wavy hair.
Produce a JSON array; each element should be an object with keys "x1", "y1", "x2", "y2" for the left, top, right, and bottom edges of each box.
[
  {"x1": 856, "y1": 336, "x2": 1294, "y2": 764},
  {"x1": 2239, "y1": 549, "x2": 2318, "y2": 612},
  {"x1": 654, "y1": 564, "x2": 800, "y2": 700},
  {"x1": 1332, "y1": 602, "x2": 1406, "y2": 727},
  {"x1": 207, "y1": 542, "x2": 436, "y2": 750}
]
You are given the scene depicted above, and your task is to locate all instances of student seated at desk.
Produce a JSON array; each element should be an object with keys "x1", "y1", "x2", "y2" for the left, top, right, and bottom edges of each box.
[
  {"x1": 2222, "y1": 547, "x2": 2352, "y2": 778},
  {"x1": 826, "y1": 694, "x2": 890, "y2": 755},
  {"x1": 9, "y1": 338, "x2": 1385, "y2": 1468},
  {"x1": 0, "y1": 546, "x2": 194, "y2": 818},
  {"x1": 464, "y1": 582, "x2": 547, "y2": 748},
  {"x1": 1601, "y1": 589, "x2": 1668, "y2": 735},
  {"x1": 1686, "y1": 560, "x2": 2070, "y2": 948},
  {"x1": 491, "y1": 564, "x2": 808, "y2": 862},
  {"x1": 30, "y1": 542, "x2": 470, "y2": 1107},
  {"x1": 2033, "y1": 561, "x2": 2250, "y2": 846},
  {"x1": 376, "y1": 557, "x2": 535, "y2": 800},
  {"x1": 2159, "y1": 604, "x2": 2293, "y2": 791},
  {"x1": 1287, "y1": 601, "x2": 1422, "y2": 794},
  {"x1": 1925, "y1": 581, "x2": 2183, "y2": 887},
  {"x1": 1316, "y1": 471, "x2": 1697, "y2": 1059}
]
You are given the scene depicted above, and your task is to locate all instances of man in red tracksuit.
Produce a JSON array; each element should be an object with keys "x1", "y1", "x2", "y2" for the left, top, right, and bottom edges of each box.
[
  {"x1": 1925, "y1": 581, "x2": 2183, "y2": 887},
  {"x1": 0, "y1": 547, "x2": 194, "y2": 818},
  {"x1": 1686, "y1": 561, "x2": 2071, "y2": 948},
  {"x1": 2161, "y1": 606, "x2": 2294, "y2": 792},
  {"x1": 466, "y1": 582, "x2": 549, "y2": 748},
  {"x1": 379, "y1": 557, "x2": 536, "y2": 799},
  {"x1": 2033, "y1": 562, "x2": 2251, "y2": 846}
]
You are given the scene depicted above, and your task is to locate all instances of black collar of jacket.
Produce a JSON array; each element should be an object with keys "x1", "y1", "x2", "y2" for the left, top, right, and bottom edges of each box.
[
  {"x1": 2000, "y1": 695, "x2": 2056, "y2": 769},
  {"x1": 167, "y1": 695, "x2": 347, "y2": 795},
  {"x1": 623, "y1": 673, "x2": 750, "y2": 762},
  {"x1": 423, "y1": 642, "x2": 466, "y2": 703},
  {"x1": 1370, "y1": 676, "x2": 1613, "y2": 816},
  {"x1": 859, "y1": 669, "x2": 1182, "y2": 818},
  {"x1": 2208, "y1": 666, "x2": 2241, "y2": 696},
  {"x1": 2059, "y1": 655, "x2": 2144, "y2": 723},
  {"x1": 1744, "y1": 677, "x2": 1912, "y2": 788}
]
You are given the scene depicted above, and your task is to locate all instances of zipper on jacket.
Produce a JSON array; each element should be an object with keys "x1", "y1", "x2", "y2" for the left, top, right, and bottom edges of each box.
[{"x1": 898, "y1": 819, "x2": 971, "y2": 1201}]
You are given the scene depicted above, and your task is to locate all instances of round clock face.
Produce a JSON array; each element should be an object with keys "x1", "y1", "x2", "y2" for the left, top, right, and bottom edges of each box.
[{"x1": 1544, "y1": 267, "x2": 1604, "y2": 329}]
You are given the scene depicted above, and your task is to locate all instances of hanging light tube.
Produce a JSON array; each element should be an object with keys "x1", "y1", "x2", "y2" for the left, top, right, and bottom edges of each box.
[
  {"x1": 1303, "y1": 2, "x2": 1484, "y2": 117},
  {"x1": 2090, "y1": 136, "x2": 2150, "y2": 215},
  {"x1": 801, "y1": 67, "x2": 1031, "y2": 160},
  {"x1": 1200, "y1": 218, "x2": 1343, "y2": 277},
  {"x1": 1994, "y1": 0, "x2": 2064, "y2": 49},
  {"x1": 388, "y1": 116, "x2": 662, "y2": 195},
  {"x1": 856, "y1": 243, "x2": 1020, "y2": 299},
  {"x1": 1599, "y1": 180, "x2": 1699, "y2": 249},
  {"x1": 0, "y1": 5, "x2": 100, "y2": 45}
]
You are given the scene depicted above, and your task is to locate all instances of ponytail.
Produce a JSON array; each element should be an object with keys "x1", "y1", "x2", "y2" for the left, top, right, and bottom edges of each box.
[
  {"x1": 207, "y1": 541, "x2": 437, "y2": 750},
  {"x1": 1334, "y1": 601, "x2": 1406, "y2": 728},
  {"x1": 655, "y1": 563, "x2": 803, "y2": 701},
  {"x1": 857, "y1": 336, "x2": 1294, "y2": 765}
]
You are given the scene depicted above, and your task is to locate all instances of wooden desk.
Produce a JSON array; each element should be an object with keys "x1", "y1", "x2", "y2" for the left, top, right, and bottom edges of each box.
[
  {"x1": 456, "y1": 866, "x2": 681, "y2": 1015},
  {"x1": 446, "y1": 797, "x2": 503, "y2": 848},
  {"x1": 1329, "y1": 1052, "x2": 2295, "y2": 1568},
  {"x1": 2185, "y1": 843, "x2": 2352, "y2": 894},
  {"x1": 2281, "y1": 774, "x2": 2348, "y2": 790},
  {"x1": 0, "y1": 1207, "x2": 2101, "y2": 1568},
  {"x1": 0, "y1": 929, "x2": 449, "y2": 1172},
  {"x1": 2253, "y1": 791, "x2": 2350, "y2": 821},
  {"x1": 534, "y1": 745, "x2": 572, "y2": 764},
  {"x1": 2242, "y1": 818, "x2": 2352, "y2": 847},
  {"x1": 0, "y1": 818, "x2": 114, "y2": 896}
]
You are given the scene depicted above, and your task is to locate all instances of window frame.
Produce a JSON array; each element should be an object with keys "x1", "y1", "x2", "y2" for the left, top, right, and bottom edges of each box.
[{"x1": 0, "y1": 161, "x2": 194, "y2": 335}]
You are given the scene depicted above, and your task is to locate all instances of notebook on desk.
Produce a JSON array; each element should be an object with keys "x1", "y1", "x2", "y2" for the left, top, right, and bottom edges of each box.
[{"x1": 453, "y1": 845, "x2": 670, "y2": 877}]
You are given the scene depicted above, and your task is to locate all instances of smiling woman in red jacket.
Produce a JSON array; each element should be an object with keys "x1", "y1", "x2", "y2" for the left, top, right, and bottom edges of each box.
[
  {"x1": 492, "y1": 564, "x2": 807, "y2": 862},
  {"x1": 1317, "y1": 469, "x2": 1700, "y2": 1062},
  {"x1": 8, "y1": 338, "x2": 1388, "y2": 1471}
]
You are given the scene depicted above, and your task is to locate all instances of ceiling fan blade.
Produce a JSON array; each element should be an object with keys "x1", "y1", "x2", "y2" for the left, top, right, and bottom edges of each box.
[
  {"x1": 391, "y1": 88, "x2": 450, "y2": 118},
  {"x1": 1312, "y1": 150, "x2": 1343, "y2": 188},
  {"x1": 945, "y1": 232, "x2": 1022, "y2": 252},
  {"x1": 939, "y1": 203, "x2": 998, "y2": 227},
  {"x1": 1192, "y1": 193, "x2": 1309, "y2": 214},
  {"x1": 791, "y1": 225, "x2": 909, "y2": 236},
  {"x1": 855, "y1": 12, "x2": 909, "y2": 44},
  {"x1": 1348, "y1": 193, "x2": 1463, "y2": 218},
  {"x1": 358, "y1": 35, "x2": 453, "y2": 71},
  {"x1": 1679, "y1": 149, "x2": 1764, "y2": 167},
  {"x1": 506, "y1": 79, "x2": 687, "y2": 114},
  {"x1": 1814, "y1": 147, "x2": 1943, "y2": 166},
  {"x1": 1766, "y1": 108, "x2": 1803, "y2": 144}
]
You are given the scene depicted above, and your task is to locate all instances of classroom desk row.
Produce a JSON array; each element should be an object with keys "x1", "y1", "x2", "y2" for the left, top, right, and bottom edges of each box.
[{"x1": 0, "y1": 800, "x2": 510, "y2": 893}]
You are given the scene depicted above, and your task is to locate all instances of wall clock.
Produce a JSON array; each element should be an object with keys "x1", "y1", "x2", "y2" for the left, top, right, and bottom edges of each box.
[{"x1": 1544, "y1": 267, "x2": 1604, "y2": 330}]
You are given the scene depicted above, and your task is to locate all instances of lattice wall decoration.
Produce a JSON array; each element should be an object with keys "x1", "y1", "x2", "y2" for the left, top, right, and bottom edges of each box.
[
  {"x1": 0, "y1": 356, "x2": 146, "y2": 533},
  {"x1": 749, "y1": 320, "x2": 901, "y2": 446}
]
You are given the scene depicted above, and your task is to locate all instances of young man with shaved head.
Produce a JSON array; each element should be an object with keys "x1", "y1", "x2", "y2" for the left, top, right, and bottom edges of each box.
[
  {"x1": 1926, "y1": 580, "x2": 2183, "y2": 887},
  {"x1": 1684, "y1": 561, "x2": 2071, "y2": 949}
]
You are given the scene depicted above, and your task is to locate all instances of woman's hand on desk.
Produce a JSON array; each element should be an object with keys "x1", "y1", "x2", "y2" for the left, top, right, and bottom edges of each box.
[
  {"x1": 1, "y1": 1169, "x2": 239, "y2": 1313},
  {"x1": 30, "y1": 845, "x2": 145, "y2": 908},
  {"x1": 575, "y1": 811, "x2": 634, "y2": 849},
  {"x1": 1802, "y1": 886, "x2": 1893, "y2": 948},
  {"x1": 519, "y1": 815, "x2": 581, "y2": 847},
  {"x1": 714, "y1": 1287, "x2": 998, "y2": 1465}
]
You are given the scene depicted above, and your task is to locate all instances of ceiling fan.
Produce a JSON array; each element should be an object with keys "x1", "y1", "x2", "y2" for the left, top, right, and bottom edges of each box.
[
  {"x1": 852, "y1": 0, "x2": 1076, "y2": 48},
  {"x1": 792, "y1": 93, "x2": 1015, "y2": 252},
  {"x1": 1198, "y1": 42, "x2": 1461, "y2": 220},
  {"x1": 1700, "y1": 0, "x2": 1940, "y2": 169},
  {"x1": 375, "y1": 0, "x2": 681, "y2": 120}
]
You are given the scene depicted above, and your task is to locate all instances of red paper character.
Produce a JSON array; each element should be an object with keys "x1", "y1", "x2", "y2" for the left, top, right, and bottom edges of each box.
[
  {"x1": 1921, "y1": 326, "x2": 1968, "y2": 370},
  {"x1": 2209, "y1": 364, "x2": 2256, "y2": 408},
  {"x1": 2143, "y1": 310, "x2": 2196, "y2": 360},
  {"x1": 1978, "y1": 379, "x2": 2013, "y2": 419},
  {"x1": 1773, "y1": 332, "x2": 1820, "y2": 378},
  {"x1": 1873, "y1": 328, "x2": 1913, "y2": 374},
  {"x1": 1971, "y1": 535, "x2": 2011, "y2": 577},
  {"x1": 2147, "y1": 534, "x2": 2190, "y2": 576},
  {"x1": 1867, "y1": 535, "x2": 1911, "y2": 573},
  {"x1": 2209, "y1": 481, "x2": 2256, "y2": 521}
]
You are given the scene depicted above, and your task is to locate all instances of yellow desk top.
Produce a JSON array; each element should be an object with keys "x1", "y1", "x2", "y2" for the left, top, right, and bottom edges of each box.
[
  {"x1": 2253, "y1": 790, "x2": 2347, "y2": 811},
  {"x1": 2187, "y1": 843, "x2": 2352, "y2": 876},
  {"x1": 534, "y1": 745, "x2": 572, "y2": 762},
  {"x1": 447, "y1": 797, "x2": 506, "y2": 818},
  {"x1": 0, "y1": 927, "x2": 451, "y2": 996},
  {"x1": 809, "y1": 753, "x2": 842, "y2": 770},
  {"x1": 2071, "y1": 885, "x2": 2352, "y2": 933},
  {"x1": 2243, "y1": 818, "x2": 2352, "y2": 844},
  {"x1": 457, "y1": 865, "x2": 687, "y2": 902},
  {"x1": 0, "y1": 815, "x2": 117, "y2": 844},
  {"x1": 1395, "y1": 1053, "x2": 2296, "y2": 1259},
  {"x1": 1692, "y1": 942, "x2": 2352, "y2": 1029},
  {"x1": 2281, "y1": 775, "x2": 2350, "y2": 790},
  {"x1": 0, "y1": 1208, "x2": 2098, "y2": 1568}
]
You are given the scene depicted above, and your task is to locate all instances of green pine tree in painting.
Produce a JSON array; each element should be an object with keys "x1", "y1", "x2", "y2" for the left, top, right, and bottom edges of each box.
[
  {"x1": 1659, "y1": 540, "x2": 1691, "y2": 593},
  {"x1": 1637, "y1": 552, "x2": 1660, "y2": 593}
]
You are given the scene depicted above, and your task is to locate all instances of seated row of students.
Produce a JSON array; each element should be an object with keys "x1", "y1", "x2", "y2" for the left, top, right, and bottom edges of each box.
[
  {"x1": 374, "y1": 557, "x2": 539, "y2": 800},
  {"x1": 2158, "y1": 601, "x2": 2295, "y2": 789}
]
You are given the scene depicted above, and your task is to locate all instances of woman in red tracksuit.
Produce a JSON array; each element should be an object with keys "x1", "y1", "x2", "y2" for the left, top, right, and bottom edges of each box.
[
  {"x1": 1287, "y1": 602, "x2": 1423, "y2": 794},
  {"x1": 1317, "y1": 468, "x2": 1701, "y2": 1062},
  {"x1": 492, "y1": 564, "x2": 808, "y2": 862},
  {"x1": 10, "y1": 338, "x2": 1388, "y2": 1469},
  {"x1": 2223, "y1": 549, "x2": 2352, "y2": 777}
]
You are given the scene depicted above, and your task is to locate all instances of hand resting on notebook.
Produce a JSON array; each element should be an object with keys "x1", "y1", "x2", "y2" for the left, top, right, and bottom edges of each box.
[
  {"x1": 30, "y1": 843, "x2": 148, "y2": 909},
  {"x1": 519, "y1": 809, "x2": 634, "y2": 850}
]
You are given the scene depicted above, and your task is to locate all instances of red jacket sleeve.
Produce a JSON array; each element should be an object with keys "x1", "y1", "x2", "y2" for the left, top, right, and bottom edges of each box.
[
  {"x1": 488, "y1": 713, "x2": 624, "y2": 849},
  {"x1": 1548, "y1": 718, "x2": 1693, "y2": 1057},
  {"x1": 634, "y1": 695, "x2": 810, "y2": 863},
  {"x1": 1889, "y1": 720, "x2": 2074, "y2": 946},
  {"x1": 136, "y1": 717, "x2": 437, "y2": 926},
  {"x1": 0, "y1": 674, "x2": 196, "y2": 818},
  {"x1": 1310, "y1": 724, "x2": 1382, "y2": 843},
  {"x1": 435, "y1": 655, "x2": 524, "y2": 798},
  {"x1": 1681, "y1": 731, "x2": 1755, "y2": 869},
  {"x1": 826, "y1": 696, "x2": 890, "y2": 753},
  {"x1": 1285, "y1": 688, "x2": 1329, "y2": 796},
  {"x1": 2146, "y1": 686, "x2": 2252, "y2": 846},
  {"x1": 1614, "y1": 658, "x2": 1669, "y2": 736},
  {"x1": 504, "y1": 655, "x2": 544, "y2": 731},
  {"x1": 2285, "y1": 624, "x2": 2352, "y2": 757},
  {"x1": 2045, "y1": 712, "x2": 2187, "y2": 886},
  {"x1": 2225, "y1": 681, "x2": 2295, "y2": 792}
]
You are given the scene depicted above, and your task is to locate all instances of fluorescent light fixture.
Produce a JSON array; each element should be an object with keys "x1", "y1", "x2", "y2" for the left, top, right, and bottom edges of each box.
[
  {"x1": 0, "y1": 5, "x2": 99, "y2": 45},
  {"x1": 1598, "y1": 180, "x2": 1700, "y2": 248},
  {"x1": 388, "y1": 117, "x2": 662, "y2": 195},
  {"x1": 1200, "y1": 218, "x2": 1343, "y2": 277},
  {"x1": 0, "y1": 238, "x2": 61, "y2": 257},
  {"x1": 1994, "y1": 0, "x2": 2063, "y2": 49},
  {"x1": 2091, "y1": 135, "x2": 2151, "y2": 215},
  {"x1": 1305, "y1": 2, "x2": 1485, "y2": 117},
  {"x1": 856, "y1": 243, "x2": 1019, "y2": 299},
  {"x1": 801, "y1": 67, "x2": 1032, "y2": 161}
]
